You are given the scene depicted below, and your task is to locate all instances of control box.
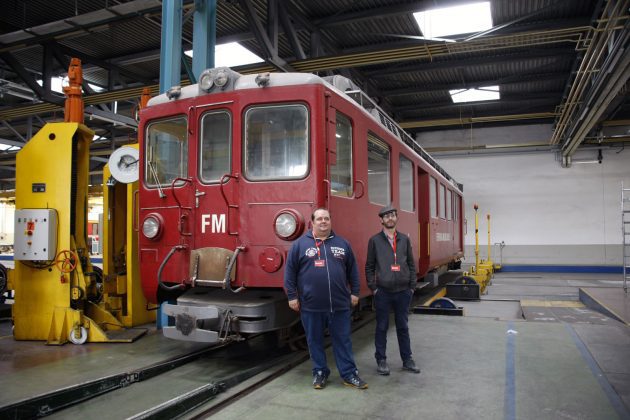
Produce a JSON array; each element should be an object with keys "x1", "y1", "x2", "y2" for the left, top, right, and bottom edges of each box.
[{"x1": 14, "y1": 209, "x2": 57, "y2": 261}]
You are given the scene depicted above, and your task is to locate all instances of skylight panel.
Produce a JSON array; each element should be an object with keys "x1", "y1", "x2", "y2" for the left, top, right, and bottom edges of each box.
[
  {"x1": 449, "y1": 86, "x2": 500, "y2": 103},
  {"x1": 414, "y1": 2, "x2": 492, "y2": 39},
  {"x1": 185, "y1": 42, "x2": 264, "y2": 67}
]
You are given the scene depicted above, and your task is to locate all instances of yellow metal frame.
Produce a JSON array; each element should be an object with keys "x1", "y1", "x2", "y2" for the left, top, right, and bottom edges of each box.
[
  {"x1": 463, "y1": 204, "x2": 493, "y2": 293},
  {"x1": 102, "y1": 145, "x2": 156, "y2": 327}
]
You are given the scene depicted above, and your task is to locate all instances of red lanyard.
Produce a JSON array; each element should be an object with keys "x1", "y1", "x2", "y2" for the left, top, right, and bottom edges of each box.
[
  {"x1": 389, "y1": 231, "x2": 397, "y2": 264},
  {"x1": 314, "y1": 237, "x2": 323, "y2": 260}
]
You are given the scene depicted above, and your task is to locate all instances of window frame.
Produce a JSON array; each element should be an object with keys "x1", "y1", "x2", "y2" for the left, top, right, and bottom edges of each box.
[
  {"x1": 144, "y1": 115, "x2": 189, "y2": 189},
  {"x1": 330, "y1": 112, "x2": 354, "y2": 198},
  {"x1": 242, "y1": 102, "x2": 310, "y2": 182},
  {"x1": 367, "y1": 132, "x2": 391, "y2": 206},
  {"x1": 429, "y1": 176, "x2": 437, "y2": 219},
  {"x1": 398, "y1": 154, "x2": 415, "y2": 212},
  {"x1": 198, "y1": 109, "x2": 232, "y2": 184},
  {"x1": 439, "y1": 183, "x2": 446, "y2": 219}
]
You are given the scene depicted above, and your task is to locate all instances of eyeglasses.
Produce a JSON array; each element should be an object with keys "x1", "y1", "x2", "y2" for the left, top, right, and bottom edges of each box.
[{"x1": 381, "y1": 212, "x2": 397, "y2": 219}]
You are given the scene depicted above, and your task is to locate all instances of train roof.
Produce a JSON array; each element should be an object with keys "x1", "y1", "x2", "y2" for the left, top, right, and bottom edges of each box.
[{"x1": 148, "y1": 68, "x2": 462, "y2": 192}]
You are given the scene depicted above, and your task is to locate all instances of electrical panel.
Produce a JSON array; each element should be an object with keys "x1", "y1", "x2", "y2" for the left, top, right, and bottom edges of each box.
[{"x1": 14, "y1": 209, "x2": 57, "y2": 261}]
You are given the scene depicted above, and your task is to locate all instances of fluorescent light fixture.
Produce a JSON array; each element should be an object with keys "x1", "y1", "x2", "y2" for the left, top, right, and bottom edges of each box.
[
  {"x1": 450, "y1": 86, "x2": 500, "y2": 103},
  {"x1": 0, "y1": 144, "x2": 19, "y2": 151},
  {"x1": 414, "y1": 2, "x2": 492, "y2": 39},
  {"x1": 37, "y1": 77, "x2": 104, "y2": 93},
  {"x1": 185, "y1": 42, "x2": 264, "y2": 67}
]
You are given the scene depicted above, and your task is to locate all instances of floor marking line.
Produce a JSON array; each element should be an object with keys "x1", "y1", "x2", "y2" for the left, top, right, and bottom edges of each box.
[
  {"x1": 564, "y1": 323, "x2": 630, "y2": 419},
  {"x1": 504, "y1": 321, "x2": 516, "y2": 420}
]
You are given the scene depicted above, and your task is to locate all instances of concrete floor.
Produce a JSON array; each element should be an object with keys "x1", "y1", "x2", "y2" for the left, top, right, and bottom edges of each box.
[
  {"x1": 208, "y1": 273, "x2": 630, "y2": 420},
  {"x1": 1, "y1": 272, "x2": 629, "y2": 419}
]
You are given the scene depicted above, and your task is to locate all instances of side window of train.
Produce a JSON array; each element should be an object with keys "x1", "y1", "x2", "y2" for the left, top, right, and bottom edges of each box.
[
  {"x1": 399, "y1": 154, "x2": 414, "y2": 211},
  {"x1": 454, "y1": 194, "x2": 459, "y2": 221},
  {"x1": 331, "y1": 112, "x2": 353, "y2": 197},
  {"x1": 430, "y1": 176, "x2": 437, "y2": 218},
  {"x1": 447, "y1": 189, "x2": 452, "y2": 221},
  {"x1": 145, "y1": 116, "x2": 188, "y2": 187},
  {"x1": 243, "y1": 104, "x2": 309, "y2": 180},
  {"x1": 367, "y1": 133, "x2": 390, "y2": 205},
  {"x1": 439, "y1": 183, "x2": 447, "y2": 219},
  {"x1": 199, "y1": 110, "x2": 231, "y2": 183}
]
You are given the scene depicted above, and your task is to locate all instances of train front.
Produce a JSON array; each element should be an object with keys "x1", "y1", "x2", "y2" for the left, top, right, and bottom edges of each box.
[{"x1": 137, "y1": 68, "x2": 324, "y2": 343}]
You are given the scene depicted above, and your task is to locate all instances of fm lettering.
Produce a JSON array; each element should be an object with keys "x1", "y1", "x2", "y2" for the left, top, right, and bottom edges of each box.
[{"x1": 201, "y1": 214, "x2": 226, "y2": 233}]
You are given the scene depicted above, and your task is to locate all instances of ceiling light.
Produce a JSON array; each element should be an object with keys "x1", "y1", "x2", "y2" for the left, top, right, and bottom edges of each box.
[
  {"x1": 414, "y1": 2, "x2": 492, "y2": 39},
  {"x1": 450, "y1": 86, "x2": 500, "y2": 103}
]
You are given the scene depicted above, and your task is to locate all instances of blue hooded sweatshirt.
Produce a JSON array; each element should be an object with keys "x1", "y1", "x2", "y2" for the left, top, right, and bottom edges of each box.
[{"x1": 284, "y1": 230, "x2": 360, "y2": 312}]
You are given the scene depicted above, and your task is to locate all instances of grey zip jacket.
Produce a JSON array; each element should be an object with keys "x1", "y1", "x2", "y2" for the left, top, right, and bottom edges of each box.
[{"x1": 365, "y1": 230, "x2": 417, "y2": 292}]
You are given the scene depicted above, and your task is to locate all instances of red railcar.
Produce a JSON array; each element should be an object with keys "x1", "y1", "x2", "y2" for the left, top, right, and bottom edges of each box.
[{"x1": 138, "y1": 68, "x2": 464, "y2": 343}]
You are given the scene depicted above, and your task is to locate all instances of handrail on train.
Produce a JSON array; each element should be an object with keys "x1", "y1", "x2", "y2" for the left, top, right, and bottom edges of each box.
[{"x1": 338, "y1": 85, "x2": 463, "y2": 192}]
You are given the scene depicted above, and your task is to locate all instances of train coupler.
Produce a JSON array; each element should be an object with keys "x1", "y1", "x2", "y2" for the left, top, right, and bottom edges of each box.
[{"x1": 162, "y1": 303, "x2": 240, "y2": 343}]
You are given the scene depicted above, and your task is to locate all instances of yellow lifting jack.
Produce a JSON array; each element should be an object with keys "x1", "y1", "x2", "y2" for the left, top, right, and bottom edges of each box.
[
  {"x1": 461, "y1": 204, "x2": 493, "y2": 294},
  {"x1": 11, "y1": 59, "x2": 152, "y2": 345}
]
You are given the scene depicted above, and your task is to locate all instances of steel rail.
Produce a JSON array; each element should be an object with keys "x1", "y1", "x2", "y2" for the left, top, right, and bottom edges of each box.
[{"x1": 0, "y1": 341, "x2": 231, "y2": 418}]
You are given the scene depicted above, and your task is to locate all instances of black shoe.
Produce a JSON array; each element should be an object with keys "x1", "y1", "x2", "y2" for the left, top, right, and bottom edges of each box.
[
  {"x1": 402, "y1": 358, "x2": 420, "y2": 373},
  {"x1": 343, "y1": 374, "x2": 368, "y2": 389},
  {"x1": 376, "y1": 359, "x2": 390, "y2": 376},
  {"x1": 313, "y1": 370, "x2": 328, "y2": 389}
]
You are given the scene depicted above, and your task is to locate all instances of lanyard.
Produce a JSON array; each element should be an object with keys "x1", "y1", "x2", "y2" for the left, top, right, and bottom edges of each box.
[
  {"x1": 387, "y1": 231, "x2": 397, "y2": 264},
  {"x1": 314, "y1": 237, "x2": 323, "y2": 260}
]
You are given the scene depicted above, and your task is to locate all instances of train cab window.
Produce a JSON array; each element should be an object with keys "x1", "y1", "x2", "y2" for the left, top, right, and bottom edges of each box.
[
  {"x1": 454, "y1": 195, "x2": 460, "y2": 221},
  {"x1": 331, "y1": 112, "x2": 353, "y2": 197},
  {"x1": 145, "y1": 116, "x2": 188, "y2": 187},
  {"x1": 367, "y1": 133, "x2": 390, "y2": 205},
  {"x1": 430, "y1": 176, "x2": 437, "y2": 218},
  {"x1": 244, "y1": 104, "x2": 309, "y2": 180},
  {"x1": 439, "y1": 183, "x2": 446, "y2": 219},
  {"x1": 399, "y1": 155, "x2": 414, "y2": 212},
  {"x1": 447, "y1": 189, "x2": 452, "y2": 220},
  {"x1": 199, "y1": 110, "x2": 231, "y2": 183}
]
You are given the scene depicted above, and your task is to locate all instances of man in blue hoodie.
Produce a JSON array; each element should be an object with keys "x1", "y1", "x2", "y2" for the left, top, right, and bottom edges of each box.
[{"x1": 284, "y1": 208, "x2": 367, "y2": 390}]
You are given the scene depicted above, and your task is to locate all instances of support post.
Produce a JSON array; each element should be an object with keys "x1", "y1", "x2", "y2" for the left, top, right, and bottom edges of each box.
[
  {"x1": 192, "y1": 0, "x2": 217, "y2": 77},
  {"x1": 160, "y1": 0, "x2": 183, "y2": 94}
]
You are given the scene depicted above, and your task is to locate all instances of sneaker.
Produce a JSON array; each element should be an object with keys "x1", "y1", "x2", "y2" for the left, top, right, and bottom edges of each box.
[
  {"x1": 343, "y1": 374, "x2": 368, "y2": 389},
  {"x1": 313, "y1": 371, "x2": 327, "y2": 389},
  {"x1": 402, "y1": 358, "x2": 421, "y2": 374},
  {"x1": 376, "y1": 359, "x2": 390, "y2": 376}
]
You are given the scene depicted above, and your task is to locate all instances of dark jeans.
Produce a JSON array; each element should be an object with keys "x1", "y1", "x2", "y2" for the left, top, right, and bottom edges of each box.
[
  {"x1": 301, "y1": 309, "x2": 358, "y2": 379},
  {"x1": 374, "y1": 289, "x2": 413, "y2": 362}
]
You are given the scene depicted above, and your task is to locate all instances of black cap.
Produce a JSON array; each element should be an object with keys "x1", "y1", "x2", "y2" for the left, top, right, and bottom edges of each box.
[{"x1": 378, "y1": 204, "x2": 397, "y2": 217}]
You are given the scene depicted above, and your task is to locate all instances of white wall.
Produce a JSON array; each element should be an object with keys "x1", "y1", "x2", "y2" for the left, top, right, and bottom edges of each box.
[{"x1": 417, "y1": 125, "x2": 630, "y2": 266}]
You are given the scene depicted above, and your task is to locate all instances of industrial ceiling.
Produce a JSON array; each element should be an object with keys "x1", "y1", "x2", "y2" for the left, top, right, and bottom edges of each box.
[{"x1": 0, "y1": 0, "x2": 628, "y2": 191}]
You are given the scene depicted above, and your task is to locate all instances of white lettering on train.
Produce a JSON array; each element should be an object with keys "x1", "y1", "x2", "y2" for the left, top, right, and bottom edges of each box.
[
  {"x1": 201, "y1": 214, "x2": 226, "y2": 233},
  {"x1": 436, "y1": 232, "x2": 452, "y2": 242}
]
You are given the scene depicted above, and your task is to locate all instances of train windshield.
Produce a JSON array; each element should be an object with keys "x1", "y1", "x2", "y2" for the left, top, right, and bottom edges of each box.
[
  {"x1": 244, "y1": 104, "x2": 309, "y2": 180},
  {"x1": 145, "y1": 116, "x2": 188, "y2": 187}
]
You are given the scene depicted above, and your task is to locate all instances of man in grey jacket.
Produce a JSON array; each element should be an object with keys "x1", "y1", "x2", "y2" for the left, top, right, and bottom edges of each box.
[{"x1": 365, "y1": 204, "x2": 420, "y2": 375}]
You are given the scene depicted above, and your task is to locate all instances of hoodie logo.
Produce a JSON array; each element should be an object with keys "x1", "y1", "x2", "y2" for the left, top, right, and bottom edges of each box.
[
  {"x1": 331, "y1": 246, "x2": 345, "y2": 259},
  {"x1": 305, "y1": 247, "x2": 318, "y2": 258}
]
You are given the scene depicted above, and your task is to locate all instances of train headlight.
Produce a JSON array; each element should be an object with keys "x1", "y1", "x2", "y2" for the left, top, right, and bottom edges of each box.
[
  {"x1": 274, "y1": 209, "x2": 304, "y2": 240},
  {"x1": 199, "y1": 70, "x2": 214, "y2": 92},
  {"x1": 142, "y1": 213, "x2": 163, "y2": 240},
  {"x1": 214, "y1": 69, "x2": 229, "y2": 87}
]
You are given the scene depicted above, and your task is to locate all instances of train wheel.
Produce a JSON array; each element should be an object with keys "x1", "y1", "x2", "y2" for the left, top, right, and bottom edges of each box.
[{"x1": 430, "y1": 297, "x2": 458, "y2": 309}]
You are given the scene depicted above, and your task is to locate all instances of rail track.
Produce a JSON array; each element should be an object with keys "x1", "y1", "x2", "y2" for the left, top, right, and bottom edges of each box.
[{"x1": 0, "y1": 312, "x2": 374, "y2": 419}]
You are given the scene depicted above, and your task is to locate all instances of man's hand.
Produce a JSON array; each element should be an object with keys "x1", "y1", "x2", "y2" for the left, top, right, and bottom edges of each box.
[
  {"x1": 351, "y1": 295, "x2": 359, "y2": 307},
  {"x1": 288, "y1": 299, "x2": 300, "y2": 312}
]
